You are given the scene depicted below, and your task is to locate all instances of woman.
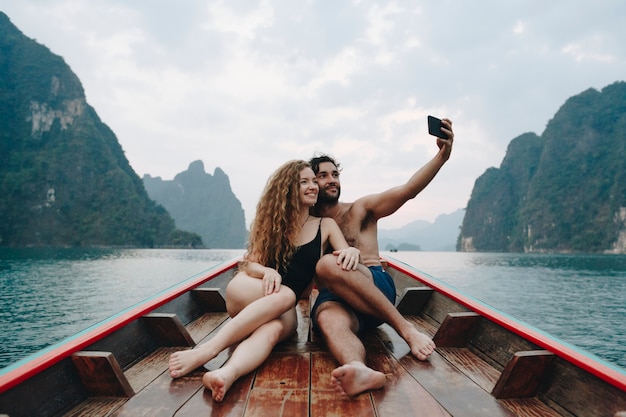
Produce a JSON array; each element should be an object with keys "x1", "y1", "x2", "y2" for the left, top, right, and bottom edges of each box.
[{"x1": 168, "y1": 160, "x2": 360, "y2": 402}]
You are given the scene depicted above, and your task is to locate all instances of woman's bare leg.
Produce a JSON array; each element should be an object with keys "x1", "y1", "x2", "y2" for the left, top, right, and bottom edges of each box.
[
  {"x1": 203, "y1": 308, "x2": 298, "y2": 401},
  {"x1": 169, "y1": 272, "x2": 295, "y2": 378}
]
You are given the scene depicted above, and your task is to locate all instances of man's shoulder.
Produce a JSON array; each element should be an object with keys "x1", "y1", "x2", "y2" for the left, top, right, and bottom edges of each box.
[{"x1": 347, "y1": 194, "x2": 377, "y2": 212}]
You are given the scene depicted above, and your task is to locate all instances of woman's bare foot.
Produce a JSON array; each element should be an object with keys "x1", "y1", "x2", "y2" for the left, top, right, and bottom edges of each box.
[
  {"x1": 403, "y1": 323, "x2": 436, "y2": 360},
  {"x1": 169, "y1": 349, "x2": 214, "y2": 378},
  {"x1": 330, "y1": 361, "x2": 386, "y2": 397},
  {"x1": 203, "y1": 368, "x2": 236, "y2": 402}
]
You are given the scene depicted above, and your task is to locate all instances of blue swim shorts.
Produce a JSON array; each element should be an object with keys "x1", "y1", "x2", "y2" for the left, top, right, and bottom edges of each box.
[{"x1": 311, "y1": 265, "x2": 396, "y2": 333}]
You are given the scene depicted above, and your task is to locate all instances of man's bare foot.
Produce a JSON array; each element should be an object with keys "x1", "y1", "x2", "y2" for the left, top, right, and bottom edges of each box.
[
  {"x1": 203, "y1": 368, "x2": 236, "y2": 402},
  {"x1": 404, "y1": 325, "x2": 436, "y2": 360},
  {"x1": 330, "y1": 361, "x2": 386, "y2": 397},
  {"x1": 169, "y1": 349, "x2": 213, "y2": 378}
]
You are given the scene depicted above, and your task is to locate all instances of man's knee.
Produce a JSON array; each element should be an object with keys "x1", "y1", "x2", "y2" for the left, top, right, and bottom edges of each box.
[
  {"x1": 315, "y1": 254, "x2": 333, "y2": 274},
  {"x1": 315, "y1": 254, "x2": 343, "y2": 285},
  {"x1": 316, "y1": 302, "x2": 358, "y2": 335}
]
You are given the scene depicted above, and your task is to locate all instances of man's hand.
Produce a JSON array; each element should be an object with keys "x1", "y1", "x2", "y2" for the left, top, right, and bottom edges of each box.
[
  {"x1": 333, "y1": 247, "x2": 361, "y2": 270},
  {"x1": 437, "y1": 118, "x2": 454, "y2": 160}
]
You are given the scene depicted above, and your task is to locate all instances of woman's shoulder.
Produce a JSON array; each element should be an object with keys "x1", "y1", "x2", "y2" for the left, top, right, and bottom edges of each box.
[{"x1": 317, "y1": 216, "x2": 339, "y2": 228}]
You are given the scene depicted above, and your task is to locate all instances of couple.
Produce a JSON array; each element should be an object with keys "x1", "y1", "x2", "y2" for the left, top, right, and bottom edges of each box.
[{"x1": 169, "y1": 119, "x2": 454, "y2": 401}]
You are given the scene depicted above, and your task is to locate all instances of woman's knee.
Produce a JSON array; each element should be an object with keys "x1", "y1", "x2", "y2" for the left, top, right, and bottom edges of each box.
[
  {"x1": 225, "y1": 272, "x2": 263, "y2": 315},
  {"x1": 275, "y1": 287, "x2": 296, "y2": 310},
  {"x1": 262, "y1": 315, "x2": 295, "y2": 345}
]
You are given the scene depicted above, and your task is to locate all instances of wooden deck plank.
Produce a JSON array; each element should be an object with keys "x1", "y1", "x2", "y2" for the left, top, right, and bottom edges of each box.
[
  {"x1": 437, "y1": 347, "x2": 501, "y2": 392},
  {"x1": 367, "y1": 336, "x2": 451, "y2": 417},
  {"x1": 62, "y1": 398, "x2": 127, "y2": 417},
  {"x1": 310, "y1": 351, "x2": 376, "y2": 416},
  {"x1": 174, "y1": 373, "x2": 254, "y2": 417},
  {"x1": 186, "y1": 312, "x2": 229, "y2": 344},
  {"x1": 254, "y1": 352, "x2": 309, "y2": 389},
  {"x1": 406, "y1": 315, "x2": 439, "y2": 338},
  {"x1": 111, "y1": 369, "x2": 203, "y2": 417},
  {"x1": 377, "y1": 323, "x2": 517, "y2": 417},
  {"x1": 244, "y1": 351, "x2": 310, "y2": 416},
  {"x1": 108, "y1": 315, "x2": 236, "y2": 417},
  {"x1": 499, "y1": 398, "x2": 564, "y2": 417},
  {"x1": 246, "y1": 389, "x2": 309, "y2": 417},
  {"x1": 124, "y1": 347, "x2": 178, "y2": 393}
]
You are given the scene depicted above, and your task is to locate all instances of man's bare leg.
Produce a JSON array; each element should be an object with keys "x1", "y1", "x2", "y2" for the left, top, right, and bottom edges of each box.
[
  {"x1": 316, "y1": 302, "x2": 386, "y2": 396},
  {"x1": 316, "y1": 255, "x2": 435, "y2": 360}
]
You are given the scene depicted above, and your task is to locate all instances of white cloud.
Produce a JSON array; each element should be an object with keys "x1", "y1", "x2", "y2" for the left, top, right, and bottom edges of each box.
[{"x1": 2, "y1": 0, "x2": 625, "y2": 229}]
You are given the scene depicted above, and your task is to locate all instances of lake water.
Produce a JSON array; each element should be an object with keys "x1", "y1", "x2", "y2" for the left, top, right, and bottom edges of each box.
[{"x1": 0, "y1": 248, "x2": 625, "y2": 371}]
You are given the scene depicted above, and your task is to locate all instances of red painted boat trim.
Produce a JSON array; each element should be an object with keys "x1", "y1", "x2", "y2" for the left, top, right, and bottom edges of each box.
[
  {"x1": 385, "y1": 257, "x2": 626, "y2": 392},
  {"x1": 0, "y1": 258, "x2": 240, "y2": 393}
]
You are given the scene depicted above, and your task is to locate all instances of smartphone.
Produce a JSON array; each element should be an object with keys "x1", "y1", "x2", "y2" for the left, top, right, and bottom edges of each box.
[{"x1": 428, "y1": 115, "x2": 448, "y2": 139}]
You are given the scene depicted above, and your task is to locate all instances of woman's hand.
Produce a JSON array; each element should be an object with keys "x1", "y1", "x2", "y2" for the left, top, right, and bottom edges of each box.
[
  {"x1": 332, "y1": 247, "x2": 361, "y2": 270},
  {"x1": 262, "y1": 267, "x2": 282, "y2": 295}
]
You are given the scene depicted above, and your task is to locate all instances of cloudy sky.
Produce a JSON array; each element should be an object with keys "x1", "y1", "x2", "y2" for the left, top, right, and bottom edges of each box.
[{"x1": 2, "y1": 1, "x2": 625, "y2": 229}]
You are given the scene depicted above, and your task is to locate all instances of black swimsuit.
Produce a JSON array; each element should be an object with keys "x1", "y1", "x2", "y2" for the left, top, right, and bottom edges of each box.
[{"x1": 278, "y1": 220, "x2": 322, "y2": 301}]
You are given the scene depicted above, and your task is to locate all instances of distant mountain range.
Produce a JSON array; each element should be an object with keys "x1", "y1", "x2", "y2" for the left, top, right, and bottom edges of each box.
[
  {"x1": 378, "y1": 209, "x2": 464, "y2": 252},
  {"x1": 143, "y1": 161, "x2": 247, "y2": 249},
  {"x1": 459, "y1": 81, "x2": 626, "y2": 254}
]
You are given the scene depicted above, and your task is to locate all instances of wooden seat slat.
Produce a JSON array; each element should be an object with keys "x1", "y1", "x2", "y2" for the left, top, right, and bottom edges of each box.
[
  {"x1": 142, "y1": 313, "x2": 195, "y2": 347},
  {"x1": 71, "y1": 351, "x2": 134, "y2": 397},
  {"x1": 432, "y1": 312, "x2": 482, "y2": 348},
  {"x1": 191, "y1": 288, "x2": 227, "y2": 312},
  {"x1": 492, "y1": 350, "x2": 555, "y2": 399},
  {"x1": 396, "y1": 286, "x2": 435, "y2": 315}
]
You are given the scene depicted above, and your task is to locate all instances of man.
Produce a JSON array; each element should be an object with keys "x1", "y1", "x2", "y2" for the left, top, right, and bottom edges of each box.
[{"x1": 310, "y1": 118, "x2": 454, "y2": 397}]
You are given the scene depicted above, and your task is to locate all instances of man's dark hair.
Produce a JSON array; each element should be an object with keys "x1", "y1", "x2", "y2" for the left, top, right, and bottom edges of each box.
[{"x1": 309, "y1": 153, "x2": 341, "y2": 174}]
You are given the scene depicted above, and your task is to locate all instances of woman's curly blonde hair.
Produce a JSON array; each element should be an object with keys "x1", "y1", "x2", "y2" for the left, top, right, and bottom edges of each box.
[{"x1": 246, "y1": 160, "x2": 312, "y2": 272}]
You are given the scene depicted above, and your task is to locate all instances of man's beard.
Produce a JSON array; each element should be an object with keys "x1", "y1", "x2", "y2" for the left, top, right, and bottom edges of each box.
[{"x1": 317, "y1": 186, "x2": 340, "y2": 205}]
